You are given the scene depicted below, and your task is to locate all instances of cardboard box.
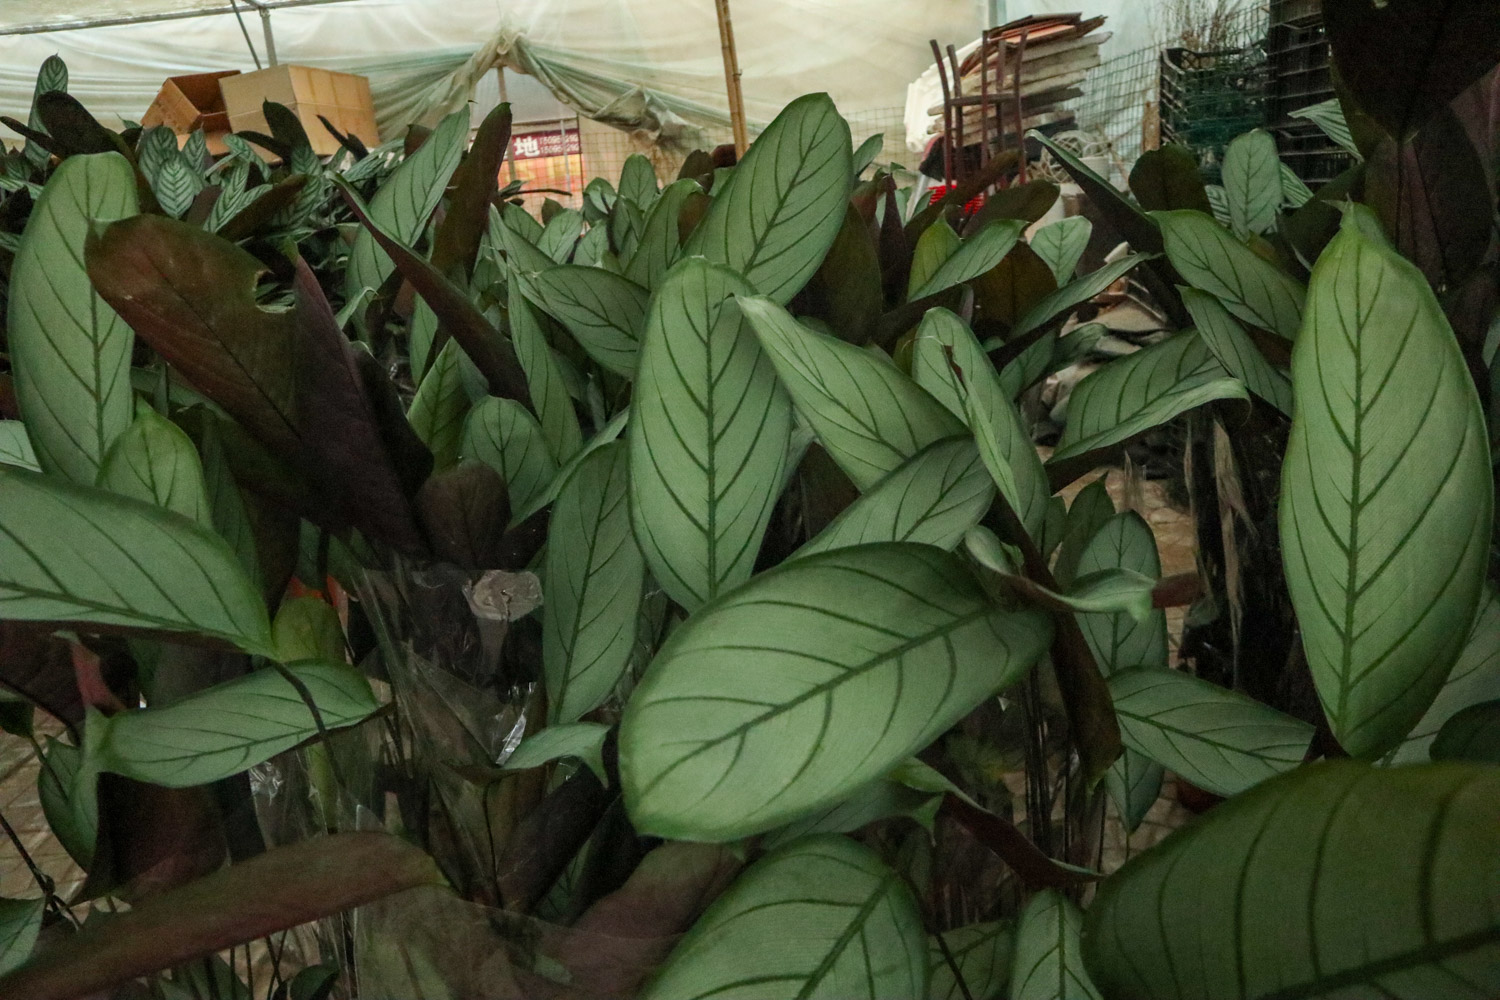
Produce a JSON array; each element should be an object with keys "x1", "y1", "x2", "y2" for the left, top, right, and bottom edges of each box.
[
  {"x1": 220, "y1": 65, "x2": 379, "y2": 157},
  {"x1": 141, "y1": 71, "x2": 240, "y2": 155}
]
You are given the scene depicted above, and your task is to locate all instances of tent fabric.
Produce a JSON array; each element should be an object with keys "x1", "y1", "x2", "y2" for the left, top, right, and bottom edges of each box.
[
  {"x1": 0, "y1": 0, "x2": 986, "y2": 150},
  {"x1": 0, "y1": 0, "x2": 357, "y2": 35}
]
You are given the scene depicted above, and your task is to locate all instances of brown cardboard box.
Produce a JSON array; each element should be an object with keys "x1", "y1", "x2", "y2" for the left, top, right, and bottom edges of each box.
[
  {"x1": 219, "y1": 65, "x2": 379, "y2": 156},
  {"x1": 140, "y1": 71, "x2": 240, "y2": 155}
]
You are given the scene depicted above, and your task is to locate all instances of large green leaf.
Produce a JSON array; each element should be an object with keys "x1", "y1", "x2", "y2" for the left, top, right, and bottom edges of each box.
[
  {"x1": 628, "y1": 261, "x2": 792, "y2": 611},
  {"x1": 461, "y1": 396, "x2": 559, "y2": 517},
  {"x1": 1222, "y1": 130, "x2": 1283, "y2": 239},
  {"x1": 1430, "y1": 701, "x2": 1500, "y2": 763},
  {"x1": 1029, "y1": 217, "x2": 1092, "y2": 284},
  {"x1": 0, "y1": 422, "x2": 39, "y2": 472},
  {"x1": 1009, "y1": 255, "x2": 1153, "y2": 342},
  {"x1": 684, "y1": 93, "x2": 852, "y2": 304},
  {"x1": 909, "y1": 219, "x2": 1025, "y2": 300},
  {"x1": 537, "y1": 208, "x2": 584, "y2": 263},
  {"x1": 618, "y1": 153, "x2": 660, "y2": 210},
  {"x1": 96, "y1": 405, "x2": 211, "y2": 527},
  {"x1": 912, "y1": 308, "x2": 1048, "y2": 539},
  {"x1": 87, "y1": 662, "x2": 377, "y2": 788},
  {"x1": 344, "y1": 108, "x2": 467, "y2": 302},
  {"x1": 509, "y1": 273, "x2": 583, "y2": 464},
  {"x1": 1155, "y1": 210, "x2": 1305, "y2": 340},
  {"x1": 1104, "y1": 747, "x2": 1163, "y2": 835},
  {"x1": 406, "y1": 338, "x2": 470, "y2": 470},
  {"x1": 9, "y1": 152, "x2": 138, "y2": 483},
  {"x1": 743, "y1": 297, "x2": 963, "y2": 490},
  {"x1": 625, "y1": 177, "x2": 702, "y2": 291},
  {"x1": 519, "y1": 265, "x2": 648, "y2": 377},
  {"x1": 0, "y1": 465, "x2": 273, "y2": 655},
  {"x1": 513, "y1": 408, "x2": 629, "y2": 524},
  {"x1": 908, "y1": 219, "x2": 961, "y2": 300},
  {"x1": 1084, "y1": 761, "x2": 1500, "y2": 1000},
  {"x1": 1109, "y1": 668, "x2": 1314, "y2": 798},
  {"x1": 640, "y1": 835, "x2": 926, "y2": 1000},
  {"x1": 1008, "y1": 889, "x2": 1102, "y2": 1000},
  {"x1": 1290, "y1": 98, "x2": 1362, "y2": 159},
  {"x1": 544, "y1": 442, "x2": 645, "y2": 723},
  {"x1": 1180, "y1": 286, "x2": 1293, "y2": 416},
  {"x1": 1073, "y1": 512, "x2": 1168, "y2": 674},
  {"x1": 1389, "y1": 587, "x2": 1500, "y2": 764},
  {"x1": 0, "y1": 898, "x2": 44, "y2": 977},
  {"x1": 1280, "y1": 221, "x2": 1493, "y2": 758},
  {"x1": 930, "y1": 921, "x2": 1013, "y2": 1000},
  {"x1": 1050, "y1": 332, "x2": 1247, "y2": 463},
  {"x1": 794, "y1": 437, "x2": 993, "y2": 559},
  {"x1": 501, "y1": 721, "x2": 609, "y2": 781},
  {"x1": 619, "y1": 543, "x2": 1051, "y2": 840}
]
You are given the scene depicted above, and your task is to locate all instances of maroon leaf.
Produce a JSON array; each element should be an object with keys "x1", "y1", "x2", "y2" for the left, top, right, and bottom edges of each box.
[
  {"x1": 336, "y1": 181, "x2": 534, "y2": 409},
  {"x1": 495, "y1": 769, "x2": 611, "y2": 913},
  {"x1": 1325, "y1": 0, "x2": 1500, "y2": 140},
  {"x1": 794, "y1": 203, "x2": 883, "y2": 343},
  {"x1": 80, "y1": 775, "x2": 227, "y2": 904},
  {"x1": 416, "y1": 461, "x2": 512, "y2": 569},
  {"x1": 0, "y1": 833, "x2": 443, "y2": 1000},
  {"x1": 939, "y1": 793, "x2": 1100, "y2": 889},
  {"x1": 432, "y1": 102, "x2": 513, "y2": 279},
  {"x1": 1129, "y1": 144, "x2": 1213, "y2": 215},
  {"x1": 0, "y1": 621, "x2": 81, "y2": 729},
  {"x1": 85, "y1": 217, "x2": 429, "y2": 554},
  {"x1": 530, "y1": 841, "x2": 741, "y2": 998}
]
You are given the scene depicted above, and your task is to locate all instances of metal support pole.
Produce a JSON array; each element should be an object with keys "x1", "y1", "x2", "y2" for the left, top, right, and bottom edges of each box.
[{"x1": 259, "y1": 7, "x2": 278, "y2": 65}]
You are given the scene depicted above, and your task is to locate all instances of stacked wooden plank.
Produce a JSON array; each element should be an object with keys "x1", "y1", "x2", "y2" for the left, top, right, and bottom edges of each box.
[{"x1": 927, "y1": 13, "x2": 1110, "y2": 142}]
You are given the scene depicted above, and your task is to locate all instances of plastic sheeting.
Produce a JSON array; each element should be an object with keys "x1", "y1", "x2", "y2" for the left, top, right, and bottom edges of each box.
[{"x1": 0, "y1": 0, "x2": 985, "y2": 148}]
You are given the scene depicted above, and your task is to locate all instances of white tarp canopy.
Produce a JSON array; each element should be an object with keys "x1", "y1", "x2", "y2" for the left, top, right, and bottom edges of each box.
[{"x1": 0, "y1": 0, "x2": 991, "y2": 146}]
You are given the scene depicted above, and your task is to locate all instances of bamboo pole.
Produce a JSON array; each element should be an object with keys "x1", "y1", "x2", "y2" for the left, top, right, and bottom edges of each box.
[{"x1": 713, "y1": 0, "x2": 750, "y2": 157}]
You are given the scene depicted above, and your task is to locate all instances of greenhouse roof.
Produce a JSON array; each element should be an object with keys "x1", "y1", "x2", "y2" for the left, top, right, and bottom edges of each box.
[{"x1": 0, "y1": 0, "x2": 356, "y2": 35}]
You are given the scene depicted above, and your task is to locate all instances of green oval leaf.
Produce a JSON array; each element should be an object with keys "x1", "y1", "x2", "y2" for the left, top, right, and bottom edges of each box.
[
  {"x1": 1105, "y1": 747, "x2": 1163, "y2": 835},
  {"x1": 930, "y1": 921, "x2": 1014, "y2": 1000},
  {"x1": 910, "y1": 219, "x2": 1025, "y2": 301},
  {"x1": 684, "y1": 93, "x2": 853, "y2": 304},
  {"x1": 628, "y1": 260, "x2": 792, "y2": 611},
  {"x1": 1291, "y1": 99, "x2": 1362, "y2": 160},
  {"x1": 0, "y1": 898, "x2": 44, "y2": 978},
  {"x1": 793, "y1": 437, "x2": 993, "y2": 560},
  {"x1": 1074, "y1": 511, "x2": 1167, "y2": 673},
  {"x1": 1390, "y1": 586, "x2": 1500, "y2": 764},
  {"x1": 512, "y1": 408, "x2": 628, "y2": 524},
  {"x1": 1009, "y1": 254, "x2": 1153, "y2": 343},
  {"x1": 407, "y1": 338, "x2": 470, "y2": 470},
  {"x1": 620, "y1": 543, "x2": 1051, "y2": 841},
  {"x1": 1109, "y1": 667, "x2": 1314, "y2": 798},
  {"x1": 10, "y1": 152, "x2": 138, "y2": 483},
  {"x1": 1050, "y1": 331, "x2": 1248, "y2": 463},
  {"x1": 97, "y1": 405, "x2": 212, "y2": 527},
  {"x1": 909, "y1": 219, "x2": 962, "y2": 300},
  {"x1": 1084, "y1": 761, "x2": 1500, "y2": 1000},
  {"x1": 1029, "y1": 217, "x2": 1092, "y2": 284},
  {"x1": 519, "y1": 265, "x2": 648, "y2": 377},
  {"x1": 1281, "y1": 221, "x2": 1493, "y2": 758},
  {"x1": 1155, "y1": 209, "x2": 1305, "y2": 340},
  {"x1": 913, "y1": 308, "x2": 1049, "y2": 540},
  {"x1": 619, "y1": 153, "x2": 660, "y2": 210},
  {"x1": 0, "y1": 465, "x2": 272, "y2": 654},
  {"x1": 1180, "y1": 285, "x2": 1294, "y2": 417},
  {"x1": 641, "y1": 835, "x2": 926, "y2": 1000},
  {"x1": 271, "y1": 596, "x2": 346, "y2": 664},
  {"x1": 625, "y1": 178, "x2": 703, "y2": 291},
  {"x1": 88, "y1": 662, "x2": 377, "y2": 788},
  {"x1": 545, "y1": 441, "x2": 645, "y2": 722},
  {"x1": 501, "y1": 721, "x2": 609, "y2": 781},
  {"x1": 344, "y1": 108, "x2": 467, "y2": 302},
  {"x1": 461, "y1": 395, "x2": 559, "y2": 517},
  {"x1": 0, "y1": 422, "x2": 39, "y2": 472},
  {"x1": 743, "y1": 296, "x2": 963, "y2": 490},
  {"x1": 1222, "y1": 129, "x2": 1283, "y2": 239},
  {"x1": 1430, "y1": 700, "x2": 1500, "y2": 763},
  {"x1": 509, "y1": 272, "x2": 583, "y2": 464},
  {"x1": 537, "y1": 208, "x2": 584, "y2": 263},
  {"x1": 1009, "y1": 888, "x2": 1102, "y2": 1000}
]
